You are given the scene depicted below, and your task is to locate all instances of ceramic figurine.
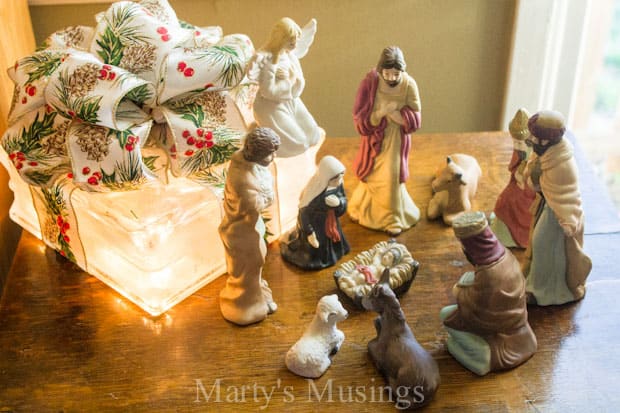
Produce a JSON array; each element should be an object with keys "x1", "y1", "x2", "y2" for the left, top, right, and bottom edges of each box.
[
  {"x1": 349, "y1": 46, "x2": 422, "y2": 236},
  {"x1": 427, "y1": 154, "x2": 482, "y2": 226},
  {"x1": 280, "y1": 155, "x2": 350, "y2": 270},
  {"x1": 440, "y1": 211, "x2": 537, "y2": 376},
  {"x1": 218, "y1": 127, "x2": 281, "y2": 326},
  {"x1": 362, "y1": 268, "x2": 440, "y2": 409},
  {"x1": 285, "y1": 294, "x2": 348, "y2": 378},
  {"x1": 248, "y1": 17, "x2": 323, "y2": 157},
  {"x1": 334, "y1": 239, "x2": 418, "y2": 307},
  {"x1": 522, "y1": 110, "x2": 592, "y2": 305},
  {"x1": 490, "y1": 108, "x2": 536, "y2": 248}
]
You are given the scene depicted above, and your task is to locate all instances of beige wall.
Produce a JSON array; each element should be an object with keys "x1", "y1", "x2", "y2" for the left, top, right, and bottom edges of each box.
[{"x1": 29, "y1": 0, "x2": 515, "y2": 135}]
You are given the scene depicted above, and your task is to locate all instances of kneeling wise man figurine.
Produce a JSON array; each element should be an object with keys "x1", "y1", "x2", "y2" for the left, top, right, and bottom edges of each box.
[{"x1": 218, "y1": 127, "x2": 280, "y2": 325}]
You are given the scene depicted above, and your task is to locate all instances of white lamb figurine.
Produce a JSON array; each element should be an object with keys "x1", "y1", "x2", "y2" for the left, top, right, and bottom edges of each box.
[{"x1": 285, "y1": 294, "x2": 348, "y2": 378}]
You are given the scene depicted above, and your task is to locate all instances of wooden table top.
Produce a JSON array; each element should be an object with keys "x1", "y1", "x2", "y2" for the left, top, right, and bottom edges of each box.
[{"x1": 1, "y1": 133, "x2": 619, "y2": 412}]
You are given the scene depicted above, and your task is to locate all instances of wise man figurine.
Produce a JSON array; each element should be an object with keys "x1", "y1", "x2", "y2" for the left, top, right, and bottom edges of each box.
[{"x1": 522, "y1": 110, "x2": 592, "y2": 305}]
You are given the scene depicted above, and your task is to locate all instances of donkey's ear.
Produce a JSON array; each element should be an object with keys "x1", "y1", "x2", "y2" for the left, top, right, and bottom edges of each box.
[{"x1": 379, "y1": 267, "x2": 391, "y2": 286}]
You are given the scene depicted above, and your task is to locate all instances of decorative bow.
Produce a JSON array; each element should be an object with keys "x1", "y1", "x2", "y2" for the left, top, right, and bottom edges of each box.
[
  {"x1": 2, "y1": 0, "x2": 255, "y2": 193},
  {"x1": 0, "y1": 0, "x2": 256, "y2": 264}
]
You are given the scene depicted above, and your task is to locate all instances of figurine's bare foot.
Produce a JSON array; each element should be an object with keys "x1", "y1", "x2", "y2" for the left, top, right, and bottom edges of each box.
[
  {"x1": 267, "y1": 300, "x2": 278, "y2": 314},
  {"x1": 386, "y1": 226, "x2": 402, "y2": 236}
]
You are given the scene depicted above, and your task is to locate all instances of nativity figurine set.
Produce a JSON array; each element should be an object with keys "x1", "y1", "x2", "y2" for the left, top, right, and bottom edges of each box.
[
  {"x1": 0, "y1": 6, "x2": 592, "y2": 408},
  {"x1": 213, "y1": 16, "x2": 592, "y2": 408}
]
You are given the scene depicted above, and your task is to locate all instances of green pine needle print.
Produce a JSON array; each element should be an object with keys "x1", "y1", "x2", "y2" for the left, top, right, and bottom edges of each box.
[
  {"x1": 180, "y1": 126, "x2": 240, "y2": 174},
  {"x1": 197, "y1": 46, "x2": 243, "y2": 88},
  {"x1": 75, "y1": 95, "x2": 103, "y2": 124},
  {"x1": 41, "y1": 184, "x2": 76, "y2": 263},
  {"x1": 142, "y1": 155, "x2": 160, "y2": 172},
  {"x1": 180, "y1": 103, "x2": 205, "y2": 128},
  {"x1": 100, "y1": 151, "x2": 147, "y2": 190},
  {"x1": 2, "y1": 111, "x2": 57, "y2": 155},
  {"x1": 192, "y1": 168, "x2": 227, "y2": 189},
  {"x1": 21, "y1": 51, "x2": 66, "y2": 84},
  {"x1": 96, "y1": 3, "x2": 152, "y2": 65},
  {"x1": 53, "y1": 69, "x2": 102, "y2": 123},
  {"x1": 96, "y1": 26, "x2": 125, "y2": 66},
  {"x1": 178, "y1": 20, "x2": 195, "y2": 30},
  {"x1": 125, "y1": 84, "x2": 153, "y2": 106}
]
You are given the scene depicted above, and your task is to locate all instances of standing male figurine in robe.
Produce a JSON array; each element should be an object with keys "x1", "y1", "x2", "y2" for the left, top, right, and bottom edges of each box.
[
  {"x1": 218, "y1": 127, "x2": 280, "y2": 325},
  {"x1": 349, "y1": 46, "x2": 422, "y2": 235},
  {"x1": 523, "y1": 110, "x2": 592, "y2": 305}
]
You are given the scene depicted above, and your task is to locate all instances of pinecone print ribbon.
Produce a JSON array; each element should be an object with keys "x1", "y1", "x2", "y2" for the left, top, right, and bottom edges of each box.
[{"x1": 2, "y1": 0, "x2": 254, "y2": 195}]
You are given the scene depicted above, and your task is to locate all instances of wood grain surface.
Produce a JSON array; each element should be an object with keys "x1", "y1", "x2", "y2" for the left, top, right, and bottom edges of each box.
[{"x1": 1, "y1": 133, "x2": 618, "y2": 412}]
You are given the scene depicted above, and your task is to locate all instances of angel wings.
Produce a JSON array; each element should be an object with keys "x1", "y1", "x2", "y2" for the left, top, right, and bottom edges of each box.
[{"x1": 247, "y1": 18, "x2": 317, "y2": 83}]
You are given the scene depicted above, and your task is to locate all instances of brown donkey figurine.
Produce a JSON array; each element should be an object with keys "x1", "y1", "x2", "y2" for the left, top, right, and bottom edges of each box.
[{"x1": 362, "y1": 268, "x2": 440, "y2": 410}]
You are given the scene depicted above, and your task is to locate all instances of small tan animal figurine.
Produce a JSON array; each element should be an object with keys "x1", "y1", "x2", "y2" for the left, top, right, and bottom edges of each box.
[
  {"x1": 427, "y1": 154, "x2": 482, "y2": 225},
  {"x1": 362, "y1": 269, "x2": 440, "y2": 410}
]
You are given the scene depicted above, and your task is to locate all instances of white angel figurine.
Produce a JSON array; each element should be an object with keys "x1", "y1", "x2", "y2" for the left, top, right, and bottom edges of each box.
[{"x1": 248, "y1": 17, "x2": 324, "y2": 157}]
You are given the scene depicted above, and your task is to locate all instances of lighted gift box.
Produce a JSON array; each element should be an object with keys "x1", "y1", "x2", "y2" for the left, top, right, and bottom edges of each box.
[{"x1": 0, "y1": 0, "x2": 320, "y2": 316}]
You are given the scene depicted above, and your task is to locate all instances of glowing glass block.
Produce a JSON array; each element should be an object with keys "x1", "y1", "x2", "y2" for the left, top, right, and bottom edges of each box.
[{"x1": 0, "y1": 140, "x2": 321, "y2": 316}]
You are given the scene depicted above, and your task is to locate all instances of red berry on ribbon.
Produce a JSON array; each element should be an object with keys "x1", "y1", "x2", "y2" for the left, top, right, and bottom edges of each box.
[
  {"x1": 93, "y1": 171, "x2": 102, "y2": 180},
  {"x1": 82, "y1": 166, "x2": 90, "y2": 175},
  {"x1": 26, "y1": 85, "x2": 36, "y2": 96},
  {"x1": 182, "y1": 129, "x2": 191, "y2": 138},
  {"x1": 21, "y1": 97, "x2": 27, "y2": 104},
  {"x1": 157, "y1": 26, "x2": 168, "y2": 34},
  {"x1": 125, "y1": 143, "x2": 134, "y2": 151},
  {"x1": 28, "y1": 161, "x2": 38, "y2": 166},
  {"x1": 205, "y1": 131, "x2": 213, "y2": 141},
  {"x1": 15, "y1": 163, "x2": 23, "y2": 170},
  {"x1": 185, "y1": 150, "x2": 194, "y2": 156},
  {"x1": 8, "y1": 153, "x2": 16, "y2": 160},
  {"x1": 63, "y1": 235, "x2": 70, "y2": 243},
  {"x1": 108, "y1": 72, "x2": 116, "y2": 81},
  {"x1": 161, "y1": 34, "x2": 171, "y2": 42},
  {"x1": 206, "y1": 141, "x2": 214, "y2": 148},
  {"x1": 103, "y1": 65, "x2": 112, "y2": 70},
  {"x1": 204, "y1": 83, "x2": 214, "y2": 89},
  {"x1": 177, "y1": 62, "x2": 187, "y2": 72},
  {"x1": 183, "y1": 67, "x2": 194, "y2": 77},
  {"x1": 67, "y1": 173, "x2": 73, "y2": 179},
  {"x1": 187, "y1": 137, "x2": 195, "y2": 145},
  {"x1": 196, "y1": 128, "x2": 204, "y2": 137},
  {"x1": 99, "y1": 69, "x2": 108, "y2": 80},
  {"x1": 57, "y1": 215, "x2": 63, "y2": 226},
  {"x1": 127, "y1": 136, "x2": 136, "y2": 144},
  {"x1": 196, "y1": 140, "x2": 205, "y2": 149},
  {"x1": 87, "y1": 176, "x2": 98, "y2": 185}
]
